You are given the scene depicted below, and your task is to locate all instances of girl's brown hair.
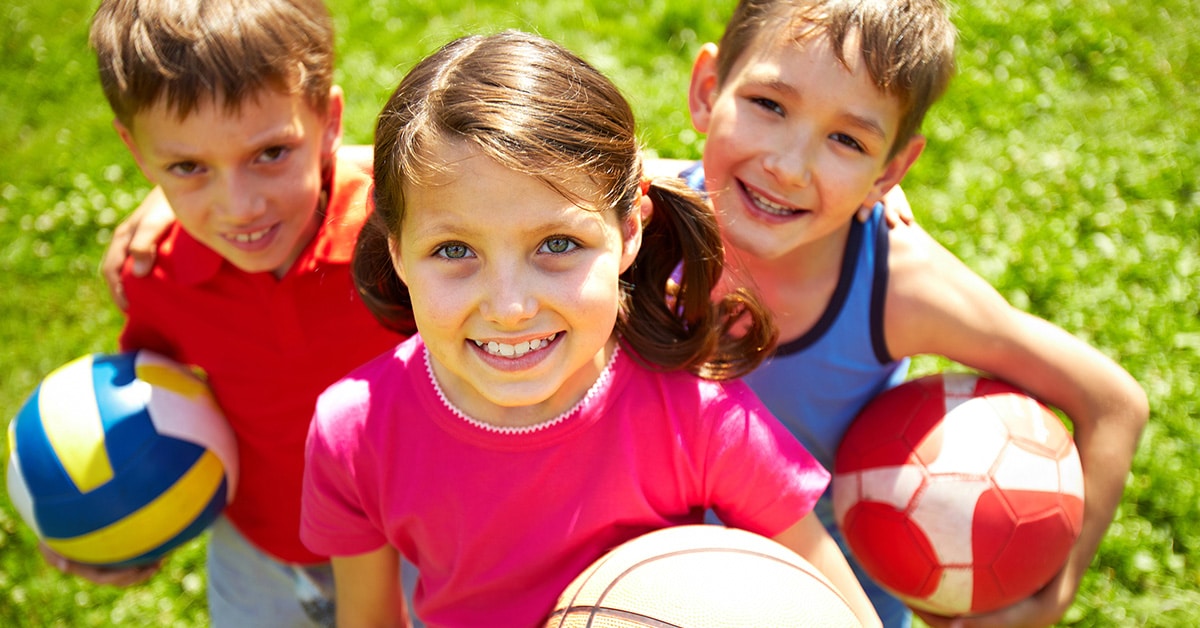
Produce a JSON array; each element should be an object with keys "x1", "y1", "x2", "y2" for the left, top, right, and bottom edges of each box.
[{"x1": 355, "y1": 30, "x2": 776, "y2": 380}]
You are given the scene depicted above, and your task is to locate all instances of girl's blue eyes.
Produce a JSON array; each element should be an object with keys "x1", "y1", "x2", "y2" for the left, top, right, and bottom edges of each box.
[
  {"x1": 434, "y1": 237, "x2": 578, "y2": 260},
  {"x1": 437, "y1": 243, "x2": 473, "y2": 259},
  {"x1": 540, "y1": 237, "x2": 577, "y2": 254}
]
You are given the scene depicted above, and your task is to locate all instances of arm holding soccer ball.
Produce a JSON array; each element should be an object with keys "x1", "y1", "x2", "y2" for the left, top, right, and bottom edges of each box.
[{"x1": 882, "y1": 223, "x2": 1150, "y2": 627}]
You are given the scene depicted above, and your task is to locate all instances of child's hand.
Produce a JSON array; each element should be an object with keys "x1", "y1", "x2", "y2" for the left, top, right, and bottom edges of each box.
[
  {"x1": 101, "y1": 187, "x2": 175, "y2": 310},
  {"x1": 39, "y1": 542, "x2": 161, "y2": 587},
  {"x1": 912, "y1": 568, "x2": 1075, "y2": 628},
  {"x1": 858, "y1": 185, "x2": 915, "y2": 227}
]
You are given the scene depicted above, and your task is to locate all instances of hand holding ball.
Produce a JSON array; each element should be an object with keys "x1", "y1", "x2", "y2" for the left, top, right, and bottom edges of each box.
[
  {"x1": 833, "y1": 373, "x2": 1084, "y2": 616},
  {"x1": 6, "y1": 350, "x2": 237, "y2": 568}
]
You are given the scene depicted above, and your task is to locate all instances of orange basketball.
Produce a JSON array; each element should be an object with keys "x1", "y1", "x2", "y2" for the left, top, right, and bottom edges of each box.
[{"x1": 545, "y1": 525, "x2": 862, "y2": 627}]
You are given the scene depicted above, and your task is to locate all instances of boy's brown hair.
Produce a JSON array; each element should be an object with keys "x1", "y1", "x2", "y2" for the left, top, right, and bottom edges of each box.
[
  {"x1": 89, "y1": 0, "x2": 336, "y2": 127},
  {"x1": 716, "y1": 0, "x2": 957, "y2": 157}
]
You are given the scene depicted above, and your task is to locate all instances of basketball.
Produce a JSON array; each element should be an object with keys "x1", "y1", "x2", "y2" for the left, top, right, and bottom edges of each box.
[
  {"x1": 832, "y1": 373, "x2": 1084, "y2": 616},
  {"x1": 545, "y1": 525, "x2": 862, "y2": 627},
  {"x1": 5, "y1": 350, "x2": 238, "y2": 568}
]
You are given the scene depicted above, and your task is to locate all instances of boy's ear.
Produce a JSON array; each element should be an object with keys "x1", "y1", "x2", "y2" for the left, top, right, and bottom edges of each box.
[
  {"x1": 113, "y1": 119, "x2": 154, "y2": 182},
  {"x1": 688, "y1": 43, "x2": 721, "y2": 133},
  {"x1": 321, "y1": 86, "x2": 345, "y2": 159},
  {"x1": 866, "y1": 134, "x2": 926, "y2": 205}
]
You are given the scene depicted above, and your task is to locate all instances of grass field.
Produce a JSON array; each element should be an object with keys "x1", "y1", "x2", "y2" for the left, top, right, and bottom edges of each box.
[{"x1": 2, "y1": 0, "x2": 1197, "y2": 625}]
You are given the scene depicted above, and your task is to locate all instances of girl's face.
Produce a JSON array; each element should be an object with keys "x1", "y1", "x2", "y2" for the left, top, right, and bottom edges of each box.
[{"x1": 391, "y1": 139, "x2": 641, "y2": 428}]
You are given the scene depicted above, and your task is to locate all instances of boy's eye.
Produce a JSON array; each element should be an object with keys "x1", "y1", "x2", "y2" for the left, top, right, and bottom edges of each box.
[
  {"x1": 830, "y1": 132, "x2": 866, "y2": 153},
  {"x1": 435, "y1": 243, "x2": 474, "y2": 260},
  {"x1": 167, "y1": 161, "x2": 203, "y2": 176},
  {"x1": 539, "y1": 236, "x2": 578, "y2": 254},
  {"x1": 750, "y1": 97, "x2": 785, "y2": 116},
  {"x1": 258, "y1": 146, "x2": 290, "y2": 163}
]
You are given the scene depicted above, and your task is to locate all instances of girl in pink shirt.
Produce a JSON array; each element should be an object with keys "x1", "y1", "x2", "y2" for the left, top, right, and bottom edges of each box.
[{"x1": 300, "y1": 30, "x2": 880, "y2": 628}]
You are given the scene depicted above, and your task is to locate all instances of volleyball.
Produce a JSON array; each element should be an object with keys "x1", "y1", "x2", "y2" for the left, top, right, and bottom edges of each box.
[
  {"x1": 5, "y1": 350, "x2": 238, "y2": 568},
  {"x1": 546, "y1": 525, "x2": 862, "y2": 627}
]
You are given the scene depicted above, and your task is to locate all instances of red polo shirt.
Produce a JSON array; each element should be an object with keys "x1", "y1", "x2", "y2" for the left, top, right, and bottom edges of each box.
[{"x1": 120, "y1": 155, "x2": 405, "y2": 563}]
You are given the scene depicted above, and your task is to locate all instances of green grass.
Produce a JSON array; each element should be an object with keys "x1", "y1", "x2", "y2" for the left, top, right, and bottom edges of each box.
[{"x1": 2, "y1": 0, "x2": 1196, "y2": 625}]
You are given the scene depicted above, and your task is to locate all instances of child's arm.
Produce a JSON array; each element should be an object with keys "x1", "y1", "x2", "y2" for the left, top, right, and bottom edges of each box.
[
  {"x1": 884, "y1": 226, "x2": 1150, "y2": 627},
  {"x1": 101, "y1": 186, "x2": 173, "y2": 310},
  {"x1": 37, "y1": 542, "x2": 160, "y2": 587},
  {"x1": 772, "y1": 513, "x2": 883, "y2": 628},
  {"x1": 330, "y1": 546, "x2": 410, "y2": 628}
]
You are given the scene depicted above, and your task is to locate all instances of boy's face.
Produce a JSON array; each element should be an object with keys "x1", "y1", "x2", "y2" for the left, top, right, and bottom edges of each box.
[
  {"x1": 116, "y1": 87, "x2": 343, "y2": 277},
  {"x1": 689, "y1": 30, "x2": 923, "y2": 262}
]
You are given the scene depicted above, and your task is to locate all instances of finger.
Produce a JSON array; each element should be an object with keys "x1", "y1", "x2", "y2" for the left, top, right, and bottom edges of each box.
[
  {"x1": 127, "y1": 228, "x2": 161, "y2": 277},
  {"x1": 38, "y1": 542, "x2": 71, "y2": 574}
]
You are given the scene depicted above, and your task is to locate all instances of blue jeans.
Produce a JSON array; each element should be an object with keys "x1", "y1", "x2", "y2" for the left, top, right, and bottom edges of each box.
[
  {"x1": 206, "y1": 517, "x2": 424, "y2": 627},
  {"x1": 206, "y1": 517, "x2": 336, "y2": 627}
]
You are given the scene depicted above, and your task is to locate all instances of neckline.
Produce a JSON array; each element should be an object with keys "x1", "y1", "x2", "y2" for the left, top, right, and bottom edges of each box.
[{"x1": 424, "y1": 343, "x2": 622, "y2": 436}]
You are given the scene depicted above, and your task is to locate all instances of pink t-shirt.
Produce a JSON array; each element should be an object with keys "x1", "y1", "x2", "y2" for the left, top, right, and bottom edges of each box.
[{"x1": 301, "y1": 335, "x2": 829, "y2": 627}]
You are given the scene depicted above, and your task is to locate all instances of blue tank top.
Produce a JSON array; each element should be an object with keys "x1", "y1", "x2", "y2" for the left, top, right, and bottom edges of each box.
[{"x1": 682, "y1": 163, "x2": 909, "y2": 471}]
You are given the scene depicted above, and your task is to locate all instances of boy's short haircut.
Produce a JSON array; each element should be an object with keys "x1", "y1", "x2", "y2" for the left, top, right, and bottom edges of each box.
[
  {"x1": 717, "y1": 0, "x2": 957, "y2": 157},
  {"x1": 89, "y1": 0, "x2": 335, "y2": 127}
]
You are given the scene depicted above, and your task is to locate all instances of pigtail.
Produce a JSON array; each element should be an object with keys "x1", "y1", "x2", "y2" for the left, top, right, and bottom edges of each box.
[
  {"x1": 618, "y1": 177, "x2": 777, "y2": 380},
  {"x1": 351, "y1": 206, "x2": 417, "y2": 336}
]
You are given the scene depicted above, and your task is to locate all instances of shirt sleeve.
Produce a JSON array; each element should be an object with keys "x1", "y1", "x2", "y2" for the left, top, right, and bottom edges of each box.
[
  {"x1": 702, "y1": 379, "x2": 831, "y2": 537},
  {"x1": 300, "y1": 378, "x2": 390, "y2": 557}
]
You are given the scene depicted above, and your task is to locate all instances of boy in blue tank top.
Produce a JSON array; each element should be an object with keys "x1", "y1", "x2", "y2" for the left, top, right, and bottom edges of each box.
[{"x1": 665, "y1": 1, "x2": 1149, "y2": 627}]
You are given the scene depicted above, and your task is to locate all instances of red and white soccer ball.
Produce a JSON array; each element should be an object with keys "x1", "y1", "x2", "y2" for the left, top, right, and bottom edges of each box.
[{"x1": 832, "y1": 373, "x2": 1084, "y2": 617}]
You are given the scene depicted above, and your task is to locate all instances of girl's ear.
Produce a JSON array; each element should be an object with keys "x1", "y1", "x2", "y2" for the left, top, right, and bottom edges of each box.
[
  {"x1": 688, "y1": 43, "x2": 721, "y2": 134},
  {"x1": 387, "y1": 234, "x2": 406, "y2": 283},
  {"x1": 619, "y1": 201, "x2": 644, "y2": 274}
]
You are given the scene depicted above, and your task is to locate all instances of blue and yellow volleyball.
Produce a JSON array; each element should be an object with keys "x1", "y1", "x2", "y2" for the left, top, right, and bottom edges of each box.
[{"x1": 5, "y1": 350, "x2": 238, "y2": 568}]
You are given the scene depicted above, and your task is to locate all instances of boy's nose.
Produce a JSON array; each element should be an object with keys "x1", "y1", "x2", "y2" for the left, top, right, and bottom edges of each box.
[
  {"x1": 215, "y1": 173, "x2": 267, "y2": 224},
  {"x1": 764, "y1": 140, "x2": 814, "y2": 189}
]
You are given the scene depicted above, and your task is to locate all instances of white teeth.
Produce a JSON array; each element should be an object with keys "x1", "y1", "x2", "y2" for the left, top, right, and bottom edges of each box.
[
  {"x1": 748, "y1": 188, "x2": 799, "y2": 216},
  {"x1": 229, "y1": 229, "x2": 269, "y2": 243},
  {"x1": 474, "y1": 333, "x2": 557, "y2": 358}
]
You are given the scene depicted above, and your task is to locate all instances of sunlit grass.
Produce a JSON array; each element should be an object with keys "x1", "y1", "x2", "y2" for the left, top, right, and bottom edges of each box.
[{"x1": 2, "y1": 0, "x2": 1196, "y2": 625}]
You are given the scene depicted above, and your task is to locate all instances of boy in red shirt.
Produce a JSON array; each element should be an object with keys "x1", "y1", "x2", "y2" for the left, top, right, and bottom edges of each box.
[{"x1": 48, "y1": 1, "x2": 408, "y2": 625}]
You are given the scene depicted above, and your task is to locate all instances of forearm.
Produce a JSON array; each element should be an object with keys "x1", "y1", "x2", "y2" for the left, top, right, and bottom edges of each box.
[
  {"x1": 772, "y1": 514, "x2": 882, "y2": 628},
  {"x1": 331, "y1": 548, "x2": 410, "y2": 628}
]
